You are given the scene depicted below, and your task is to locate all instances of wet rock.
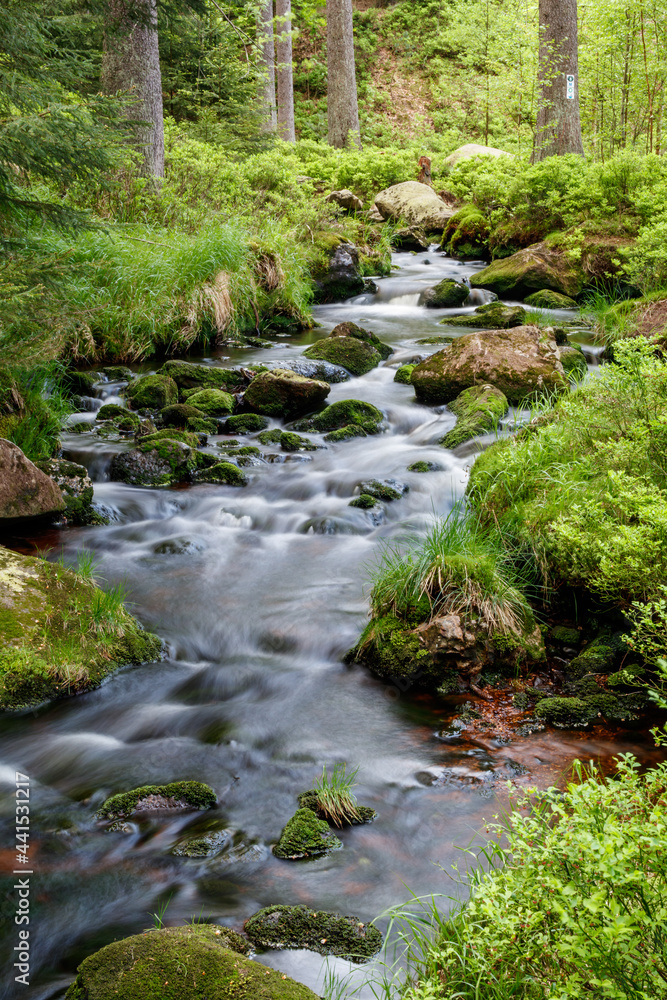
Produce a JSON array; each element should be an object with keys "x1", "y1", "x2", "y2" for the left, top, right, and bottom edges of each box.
[
  {"x1": 280, "y1": 431, "x2": 316, "y2": 452},
  {"x1": 567, "y1": 640, "x2": 615, "y2": 677},
  {"x1": 260, "y1": 357, "x2": 350, "y2": 383},
  {"x1": 126, "y1": 373, "x2": 178, "y2": 410},
  {"x1": 326, "y1": 189, "x2": 364, "y2": 212},
  {"x1": 408, "y1": 460, "x2": 441, "y2": 472},
  {"x1": 96, "y1": 403, "x2": 133, "y2": 422},
  {"x1": 257, "y1": 428, "x2": 283, "y2": 446},
  {"x1": 0, "y1": 439, "x2": 65, "y2": 523},
  {"x1": 470, "y1": 242, "x2": 585, "y2": 300},
  {"x1": 64, "y1": 924, "x2": 319, "y2": 1000},
  {"x1": 411, "y1": 326, "x2": 567, "y2": 405},
  {"x1": 312, "y1": 240, "x2": 365, "y2": 304},
  {"x1": 329, "y1": 321, "x2": 393, "y2": 359},
  {"x1": 444, "y1": 143, "x2": 512, "y2": 167},
  {"x1": 349, "y1": 493, "x2": 380, "y2": 509},
  {"x1": 323, "y1": 424, "x2": 368, "y2": 442},
  {"x1": 171, "y1": 829, "x2": 232, "y2": 857},
  {"x1": 303, "y1": 335, "x2": 382, "y2": 377},
  {"x1": 358, "y1": 478, "x2": 408, "y2": 501},
  {"x1": 184, "y1": 388, "x2": 235, "y2": 415},
  {"x1": 196, "y1": 462, "x2": 248, "y2": 486},
  {"x1": 245, "y1": 904, "x2": 383, "y2": 963},
  {"x1": 391, "y1": 227, "x2": 430, "y2": 251},
  {"x1": 374, "y1": 181, "x2": 455, "y2": 231},
  {"x1": 224, "y1": 413, "x2": 269, "y2": 434},
  {"x1": 36, "y1": 458, "x2": 106, "y2": 526},
  {"x1": 419, "y1": 278, "x2": 470, "y2": 308},
  {"x1": 394, "y1": 364, "x2": 416, "y2": 384},
  {"x1": 109, "y1": 435, "x2": 196, "y2": 486},
  {"x1": 161, "y1": 403, "x2": 207, "y2": 427},
  {"x1": 96, "y1": 781, "x2": 217, "y2": 821},
  {"x1": 524, "y1": 288, "x2": 578, "y2": 309},
  {"x1": 440, "y1": 384, "x2": 508, "y2": 448},
  {"x1": 102, "y1": 365, "x2": 134, "y2": 382},
  {"x1": 310, "y1": 399, "x2": 384, "y2": 434},
  {"x1": 440, "y1": 302, "x2": 528, "y2": 329},
  {"x1": 63, "y1": 369, "x2": 103, "y2": 396},
  {"x1": 548, "y1": 626, "x2": 581, "y2": 646},
  {"x1": 158, "y1": 360, "x2": 245, "y2": 394},
  {"x1": 416, "y1": 335, "x2": 454, "y2": 345},
  {"x1": 534, "y1": 696, "x2": 597, "y2": 728},
  {"x1": 244, "y1": 369, "x2": 330, "y2": 419},
  {"x1": 559, "y1": 345, "x2": 588, "y2": 380},
  {"x1": 299, "y1": 516, "x2": 359, "y2": 535},
  {"x1": 272, "y1": 807, "x2": 341, "y2": 859}
]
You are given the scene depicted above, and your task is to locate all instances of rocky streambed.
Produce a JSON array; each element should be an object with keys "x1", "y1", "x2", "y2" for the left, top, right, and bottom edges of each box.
[{"x1": 0, "y1": 248, "x2": 658, "y2": 999}]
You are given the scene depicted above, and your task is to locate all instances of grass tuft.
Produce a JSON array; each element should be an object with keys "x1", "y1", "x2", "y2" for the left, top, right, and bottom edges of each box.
[{"x1": 313, "y1": 763, "x2": 362, "y2": 827}]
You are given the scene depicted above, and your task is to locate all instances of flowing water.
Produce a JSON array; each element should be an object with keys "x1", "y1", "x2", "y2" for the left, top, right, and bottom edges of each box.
[{"x1": 0, "y1": 250, "x2": 655, "y2": 999}]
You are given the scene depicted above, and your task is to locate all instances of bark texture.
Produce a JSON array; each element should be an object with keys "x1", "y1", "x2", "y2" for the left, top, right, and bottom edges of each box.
[
  {"x1": 257, "y1": 0, "x2": 277, "y2": 132},
  {"x1": 533, "y1": 0, "x2": 584, "y2": 160},
  {"x1": 101, "y1": 0, "x2": 164, "y2": 178},
  {"x1": 275, "y1": 0, "x2": 295, "y2": 142},
  {"x1": 327, "y1": 0, "x2": 361, "y2": 148}
]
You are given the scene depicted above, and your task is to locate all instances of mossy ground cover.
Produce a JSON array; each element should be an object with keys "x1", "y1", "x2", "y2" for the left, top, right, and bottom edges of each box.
[{"x1": 0, "y1": 547, "x2": 161, "y2": 711}]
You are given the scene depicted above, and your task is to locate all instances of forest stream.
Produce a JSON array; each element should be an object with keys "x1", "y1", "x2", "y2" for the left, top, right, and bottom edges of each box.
[{"x1": 0, "y1": 249, "x2": 660, "y2": 1000}]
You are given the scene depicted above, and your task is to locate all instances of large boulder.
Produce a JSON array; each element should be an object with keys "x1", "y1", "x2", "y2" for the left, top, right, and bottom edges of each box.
[
  {"x1": 441, "y1": 384, "x2": 509, "y2": 448},
  {"x1": 329, "y1": 321, "x2": 393, "y2": 359},
  {"x1": 258, "y1": 357, "x2": 350, "y2": 383},
  {"x1": 374, "y1": 181, "x2": 455, "y2": 231},
  {"x1": 411, "y1": 326, "x2": 567, "y2": 405},
  {"x1": 35, "y1": 458, "x2": 105, "y2": 526},
  {"x1": 312, "y1": 240, "x2": 365, "y2": 304},
  {"x1": 184, "y1": 388, "x2": 235, "y2": 415},
  {"x1": 64, "y1": 925, "x2": 319, "y2": 1000},
  {"x1": 0, "y1": 439, "x2": 65, "y2": 523},
  {"x1": 470, "y1": 243, "x2": 585, "y2": 300},
  {"x1": 303, "y1": 336, "x2": 382, "y2": 377},
  {"x1": 440, "y1": 302, "x2": 528, "y2": 329},
  {"x1": 245, "y1": 905, "x2": 383, "y2": 962},
  {"x1": 441, "y1": 206, "x2": 490, "y2": 259},
  {"x1": 445, "y1": 144, "x2": 512, "y2": 168},
  {"x1": 125, "y1": 373, "x2": 178, "y2": 410},
  {"x1": 109, "y1": 432, "x2": 200, "y2": 486},
  {"x1": 243, "y1": 369, "x2": 330, "y2": 419},
  {"x1": 419, "y1": 279, "x2": 470, "y2": 308},
  {"x1": 158, "y1": 360, "x2": 246, "y2": 394}
]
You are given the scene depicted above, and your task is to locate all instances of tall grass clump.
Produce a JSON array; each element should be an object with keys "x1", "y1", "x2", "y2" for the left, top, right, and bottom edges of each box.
[
  {"x1": 369, "y1": 506, "x2": 534, "y2": 638},
  {"x1": 400, "y1": 756, "x2": 667, "y2": 1000},
  {"x1": 4, "y1": 362, "x2": 72, "y2": 461},
  {"x1": 313, "y1": 763, "x2": 361, "y2": 827}
]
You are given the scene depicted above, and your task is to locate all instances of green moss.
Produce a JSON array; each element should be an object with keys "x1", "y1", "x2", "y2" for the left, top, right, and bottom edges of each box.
[
  {"x1": 440, "y1": 303, "x2": 528, "y2": 329},
  {"x1": 549, "y1": 626, "x2": 581, "y2": 646},
  {"x1": 416, "y1": 336, "x2": 454, "y2": 345},
  {"x1": 158, "y1": 360, "x2": 244, "y2": 393},
  {"x1": 224, "y1": 413, "x2": 268, "y2": 434},
  {"x1": 608, "y1": 664, "x2": 646, "y2": 688},
  {"x1": 349, "y1": 614, "x2": 435, "y2": 684},
  {"x1": 63, "y1": 370, "x2": 102, "y2": 396},
  {"x1": 244, "y1": 905, "x2": 382, "y2": 963},
  {"x1": 279, "y1": 431, "x2": 315, "y2": 452},
  {"x1": 126, "y1": 374, "x2": 178, "y2": 410},
  {"x1": 303, "y1": 337, "x2": 381, "y2": 377},
  {"x1": 525, "y1": 289, "x2": 578, "y2": 309},
  {"x1": 349, "y1": 493, "x2": 378, "y2": 509},
  {"x1": 312, "y1": 399, "x2": 383, "y2": 434},
  {"x1": 272, "y1": 807, "x2": 341, "y2": 859},
  {"x1": 394, "y1": 364, "x2": 416, "y2": 384},
  {"x1": 196, "y1": 462, "x2": 248, "y2": 486},
  {"x1": 535, "y1": 696, "x2": 596, "y2": 728},
  {"x1": 441, "y1": 205, "x2": 490, "y2": 259},
  {"x1": 441, "y1": 384, "x2": 509, "y2": 448},
  {"x1": 187, "y1": 417, "x2": 218, "y2": 435},
  {"x1": 408, "y1": 460, "x2": 439, "y2": 472},
  {"x1": 358, "y1": 480, "x2": 403, "y2": 501},
  {"x1": 141, "y1": 428, "x2": 200, "y2": 448},
  {"x1": 227, "y1": 445, "x2": 261, "y2": 456},
  {"x1": 96, "y1": 403, "x2": 134, "y2": 421},
  {"x1": 244, "y1": 369, "x2": 330, "y2": 419},
  {"x1": 97, "y1": 781, "x2": 217, "y2": 820},
  {"x1": 103, "y1": 365, "x2": 134, "y2": 381},
  {"x1": 171, "y1": 830, "x2": 230, "y2": 857},
  {"x1": 184, "y1": 389, "x2": 235, "y2": 415},
  {"x1": 161, "y1": 403, "x2": 206, "y2": 427},
  {"x1": 559, "y1": 345, "x2": 588, "y2": 381},
  {"x1": 420, "y1": 278, "x2": 470, "y2": 308},
  {"x1": 568, "y1": 642, "x2": 615, "y2": 677},
  {"x1": 323, "y1": 424, "x2": 368, "y2": 442},
  {"x1": 329, "y1": 322, "x2": 393, "y2": 359},
  {"x1": 65, "y1": 924, "x2": 319, "y2": 1000}
]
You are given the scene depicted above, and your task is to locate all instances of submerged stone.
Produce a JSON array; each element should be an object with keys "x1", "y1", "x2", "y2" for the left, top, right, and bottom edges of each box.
[
  {"x1": 272, "y1": 807, "x2": 341, "y2": 859},
  {"x1": 244, "y1": 904, "x2": 383, "y2": 963},
  {"x1": 358, "y1": 478, "x2": 408, "y2": 501},
  {"x1": 96, "y1": 781, "x2": 217, "y2": 820},
  {"x1": 170, "y1": 829, "x2": 232, "y2": 857}
]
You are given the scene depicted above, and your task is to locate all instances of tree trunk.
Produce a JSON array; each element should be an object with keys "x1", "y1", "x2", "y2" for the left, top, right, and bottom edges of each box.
[
  {"x1": 101, "y1": 0, "x2": 164, "y2": 179},
  {"x1": 533, "y1": 0, "x2": 584, "y2": 161},
  {"x1": 257, "y1": 0, "x2": 277, "y2": 132},
  {"x1": 275, "y1": 0, "x2": 295, "y2": 142},
  {"x1": 327, "y1": 0, "x2": 361, "y2": 148}
]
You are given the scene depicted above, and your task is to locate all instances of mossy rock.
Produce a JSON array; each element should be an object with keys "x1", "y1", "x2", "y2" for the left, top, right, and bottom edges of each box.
[
  {"x1": 96, "y1": 403, "x2": 134, "y2": 422},
  {"x1": 244, "y1": 369, "x2": 330, "y2": 419},
  {"x1": 568, "y1": 641, "x2": 615, "y2": 677},
  {"x1": 184, "y1": 389, "x2": 235, "y2": 416},
  {"x1": 171, "y1": 829, "x2": 231, "y2": 857},
  {"x1": 126, "y1": 374, "x2": 178, "y2": 411},
  {"x1": 224, "y1": 413, "x2": 269, "y2": 435},
  {"x1": 63, "y1": 370, "x2": 103, "y2": 396},
  {"x1": 64, "y1": 924, "x2": 319, "y2": 1000},
  {"x1": 36, "y1": 458, "x2": 106, "y2": 526},
  {"x1": 161, "y1": 403, "x2": 206, "y2": 427},
  {"x1": 349, "y1": 493, "x2": 379, "y2": 509},
  {"x1": 419, "y1": 279, "x2": 470, "y2": 308},
  {"x1": 324, "y1": 424, "x2": 368, "y2": 442},
  {"x1": 608, "y1": 663, "x2": 646, "y2": 689},
  {"x1": 416, "y1": 336, "x2": 454, "y2": 345},
  {"x1": 96, "y1": 781, "x2": 217, "y2": 820},
  {"x1": 441, "y1": 205, "x2": 490, "y2": 259},
  {"x1": 559, "y1": 345, "x2": 587, "y2": 381},
  {"x1": 525, "y1": 289, "x2": 578, "y2": 309},
  {"x1": 408, "y1": 461, "x2": 440, "y2": 472},
  {"x1": 311, "y1": 399, "x2": 384, "y2": 434},
  {"x1": 272, "y1": 807, "x2": 341, "y2": 860},
  {"x1": 358, "y1": 479, "x2": 407, "y2": 501},
  {"x1": 548, "y1": 626, "x2": 581, "y2": 646},
  {"x1": 329, "y1": 322, "x2": 393, "y2": 360},
  {"x1": 534, "y1": 696, "x2": 596, "y2": 728},
  {"x1": 280, "y1": 432, "x2": 316, "y2": 452},
  {"x1": 440, "y1": 384, "x2": 508, "y2": 448},
  {"x1": 297, "y1": 790, "x2": 376, "y2": 825},
  {"x1": 348, "y1": 614, "x2": 437, "y2": 685},
  {"x1": 470, "y1": 243, "x2": 585, "y2": 300},
  {"x1": 103, "y1": 365, "x2": 134, "y2": 382},
  {"x1": 109, "y1": 435, "x2": 198, "y2": 487},
  {"x1": 257, "y1": 429, "x2": 283, "y2": 445},
  {"x1": 158, "y1": 360, "x2": 244, "y2": 394},
  {"x1": 196, "y1": 462, "x2": 248, "y2": 486},
  {"x1": 0, "y1": 546, "x2": 161, "y2": 711},
  {"x1": 187, "y1": 417, "x2": 218, "y2": 435},
  {"x1": 244, "y1": 905, "x2": 382, "y2": 963},
  {"x1": 394, "y1": 364, "x2": 416, "y2": 384},
  {"x1": 303, "y1": 336, "x2": 382, "y2": 377},
  {"x1": 440, "y1": 303, "x2": 527, "y2": 329}
]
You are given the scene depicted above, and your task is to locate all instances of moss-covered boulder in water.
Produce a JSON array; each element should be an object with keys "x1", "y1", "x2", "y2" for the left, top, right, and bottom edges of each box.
[
  {"x1": 184, "y1": 388, "x2": 235, "y2": 416},
  {"x1": 0, "y1": 439, "x2": 65, "y2": 522},
  {"x1": 96, "y1": 403, "x2": 134, "y2": 422},
  {"x1": 96, "y1": 781, "x2": 217, "y2": 820},
  {"x1": 158, "y1": 360, "x2": 244, "y2": 394},
  {"x1": 161, "y1": 403, "x2": 207, "y2": 427},
  {"x1": 470, "y1": 243, "x2": 585, "y2": 300},
  {"x1": 324, "y1": 424, "x2": 368, "y2": 442},
  {"x1": 559, "y1": 345, "x2": 587, "y2": 381},
  {"x1": 440, "y1": 303, "x2": 528, "y2": 329},
  {"x1": 303, "y1": 336, "x2": 382, "y2": 377},
  {"x1": 64, "y1": 924, "x2": 319, "y2": 1000},
  {"x1": 63, "y1": 369, "x2": 103, "y2": 396},
  {"x1": 36, "y1": 458, "x2": 106, "y2": 526},
  {"x1": 440, "y1": 384, "x2": 508, "y2": 448},
  {"x1": 280, "y1": 431, "x2": 316, "y2": 452},
  {"x1": 358, "y1": 479, "x2": 407, "y2": 501},
  {"x1": 244, "y1": 369, "x2": 330, "y2": 419},
  {"x1": 394, "y1": 364, "x2": 416, "y2": 384},
  {"x1": 419, "y1": 279, "x2": 470, "y2": 308},
  {"x1": 245, "y1": 905, "x2": 383, "y2": 962},
  {"x1": 0, "y1": 546, "x2": 161, "y2": 711},
  {"x1": 125, "y1": 373, "x2": 178, "y2": 411},
  {"x1": 224, "y1": 413, "x2": 268, "y2": 434},
  {"x1": 196, "y1": 462, "x2": 248, "y2": 486},
  {"x1": 109, "y1": 435, "x2": 197, "y2": 486},
  {"x1": 524, "y1": 289, "x2": 578, "y2": 309},
  {"x1": 311, "y1": 399, "x2": 384, "y2": 434},
  {"x1": 273, "y1": 807, "x2": 341, "y2": 859},
  {"x1": 535, "y1": 696, "x2": 597, "y2": 728},
  {"x1": 349, "y1": 493, "x2": 379, "y2": 509},
  {"x1": 329, "y1": 322, "x2": 393, "y2": 359},
  {"x1": 441, "y1": 205, "x2": 490, "y2": 259},
  {"x1": 411, "y1": 326, "x2": 567, "y2": 405}
]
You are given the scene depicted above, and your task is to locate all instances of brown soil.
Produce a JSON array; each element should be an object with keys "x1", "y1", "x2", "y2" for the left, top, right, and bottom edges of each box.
[{"x1": 632, "y1": 298, "x2": 667, "y2": 338}]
